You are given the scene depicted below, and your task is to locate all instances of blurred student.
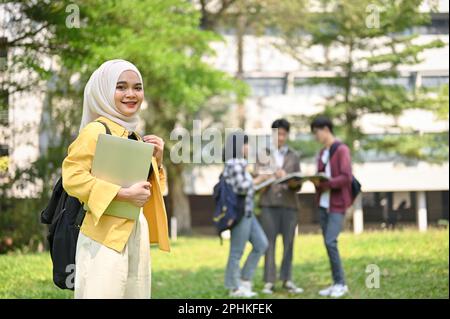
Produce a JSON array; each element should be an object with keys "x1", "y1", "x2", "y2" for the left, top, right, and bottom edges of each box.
[
  {"x1": 223, "y1": 132, "x2": 269, "y2": 298},
  {"x1": 62, "y1": 59, "x2": 169, "y2": 298},
  {"x1": 310, "y1": 116, "x2": 352, "y2": 298},
  {"x1": 257, "y1": 119, "x2": 304, "y2": 295}
]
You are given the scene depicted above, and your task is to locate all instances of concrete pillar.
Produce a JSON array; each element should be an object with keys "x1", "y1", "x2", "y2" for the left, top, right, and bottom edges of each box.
[
  {"x1": 416, "y1": 191, "x2": 428, "y2": 232},
  {"x1": 353, "y1": 195, "x2": 364, "y2": 234},
  {"x1": 170, "y1": 216, "x2": 178, "y2": 241}
]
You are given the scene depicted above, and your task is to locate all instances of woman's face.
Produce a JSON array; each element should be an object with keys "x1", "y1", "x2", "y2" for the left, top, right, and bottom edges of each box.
[{"x1": 114, "y1": 70, "x2": 144, "y2": 117}]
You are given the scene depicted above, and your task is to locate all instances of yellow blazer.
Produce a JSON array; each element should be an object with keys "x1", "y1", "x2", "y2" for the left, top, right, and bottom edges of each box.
[{"x1": 62, "y1": 116, "x2": 170, "y2": 253}]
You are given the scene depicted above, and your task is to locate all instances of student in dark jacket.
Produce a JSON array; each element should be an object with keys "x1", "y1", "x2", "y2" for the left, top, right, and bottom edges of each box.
[
  {"x1": 256, "y1": 119, "x2": 304, "y2": 295},
  {"x1": 311, "y1": 116, "x2": 352, "y2": 298}
]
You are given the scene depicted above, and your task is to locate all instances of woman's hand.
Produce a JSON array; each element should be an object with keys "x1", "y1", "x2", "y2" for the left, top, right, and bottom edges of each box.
[
  {"x1": 115, "y1": 181, "x2": 151, "y2": 207},
  {"x1": 142, "y1": 135, "x2": 164, "y2": 168}
]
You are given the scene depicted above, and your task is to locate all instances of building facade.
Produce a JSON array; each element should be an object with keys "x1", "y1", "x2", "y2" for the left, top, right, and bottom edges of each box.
[
  {"x1": 184, "y1": 2, "x2": 449, "y2": 233},
  {"x1": 1, "y1": 1, "x2": 449, "y2": 234}
]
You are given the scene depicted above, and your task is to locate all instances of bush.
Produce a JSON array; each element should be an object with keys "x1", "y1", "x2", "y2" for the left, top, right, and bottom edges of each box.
[
  {"x1": 0, "y1": 196, "x2": 47, "y2": 254},
  {"x1": 0, "y1": 156, "x2": 8, "y2": 173}
]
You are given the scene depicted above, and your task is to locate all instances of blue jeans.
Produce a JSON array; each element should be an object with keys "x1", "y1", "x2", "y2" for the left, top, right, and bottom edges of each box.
[
  {"x1": 225, "y1": 215, "x2": 269, "y2": 290},
  {"x1": 319, "y1": 207, "x2": 346, "y2": 285}
]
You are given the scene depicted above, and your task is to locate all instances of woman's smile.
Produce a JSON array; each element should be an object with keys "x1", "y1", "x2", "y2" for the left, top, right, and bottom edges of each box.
[{"x1": 122, "y1": 101, "x2": 138, "y2": 109}]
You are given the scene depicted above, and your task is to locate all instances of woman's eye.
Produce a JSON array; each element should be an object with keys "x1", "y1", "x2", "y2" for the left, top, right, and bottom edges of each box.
[
  {"x1": 135, "y1": 86, "x2": 142, "y2": 91},
  {"x1": 116, "y1": 85, "x2": 125, "y2": 90}
]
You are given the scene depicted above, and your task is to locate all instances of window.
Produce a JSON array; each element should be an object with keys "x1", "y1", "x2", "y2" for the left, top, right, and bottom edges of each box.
[
  {"x1": 244, "y1": 77, "x2": 286, "y2": 97},
  {"x1": 380, "y1": 76, "x2": 415, "y2": 91},
  {"x1": 294, "y1": 78, "x2": 338, "y2": 97},
  {"x1": 0, "y1": 144, "x2": 8, "y2": 157},
  {"x1": 424, "y1": 13, "x2": 449, "y2": 35},
  {"x1": 412, "y1": 13, "x2": 449, "y2": 35},
  {"x1": 421, "y1": 75, "x2": 449, "y2": 88}
]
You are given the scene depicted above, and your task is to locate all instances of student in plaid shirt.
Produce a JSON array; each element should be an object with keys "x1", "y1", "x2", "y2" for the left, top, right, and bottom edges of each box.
[
  {"x1": 223, "y1": 158, "x2": 254, "y2": 218},
  {"x1": 223, "y1": 132, "x2": 268, "y2": 298}
]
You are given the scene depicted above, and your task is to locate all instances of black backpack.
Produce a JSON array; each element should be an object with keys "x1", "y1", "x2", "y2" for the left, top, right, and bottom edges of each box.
[
  {"x1": 327, "y1": 141, "x2": 362, "y2": 202},
  {"x1": 40, "y1": 120, "x2": 111, "y2": 290}
]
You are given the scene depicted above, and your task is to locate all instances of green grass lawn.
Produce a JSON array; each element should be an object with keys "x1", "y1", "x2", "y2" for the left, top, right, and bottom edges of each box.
[{"x1": 0, "y1": 228, "x2": 448, "y2": 299}]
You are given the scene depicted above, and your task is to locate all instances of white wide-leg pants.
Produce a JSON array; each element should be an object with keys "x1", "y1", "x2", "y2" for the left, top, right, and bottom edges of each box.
[{"x1": 74, "y1": 212, "x2": 151, "y2": 299}]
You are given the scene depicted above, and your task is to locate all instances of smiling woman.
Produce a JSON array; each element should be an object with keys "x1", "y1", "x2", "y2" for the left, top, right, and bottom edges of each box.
[
  {"x1": 114, "y1": 70, "x2": 144, "y2": 117},
  {"x1": 79, "y1": 60, "x2": 142, "y2": 132},
  {"x1": 61, "y1": 59, "x2": 170, "y2": 299}
]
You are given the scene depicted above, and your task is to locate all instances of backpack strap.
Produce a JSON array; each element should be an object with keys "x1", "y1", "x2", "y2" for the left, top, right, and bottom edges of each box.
[
  {"x1": 94, "y1": 120, "x2": 112, "y2": 135},
  {"x1": 322, "y1": 141, "x2": 343, "y2": 166},
  {"x1": 74, "y1": 206, "x2": 86, "y2": 229},
  {"x1": 329, "y1": 141, "x2": 343, "y2": 160}
]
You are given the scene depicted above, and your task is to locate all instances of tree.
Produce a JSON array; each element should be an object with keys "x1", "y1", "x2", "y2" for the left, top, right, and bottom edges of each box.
[
  {"x1": 198, "y1": 0, "x2": 271, "y2": 128},
  {"x1": 76, "y1": 0, "x2": 245, "y2": 233},
  {"x1": 0, "y1": 0, "x2": 92, "y2": 251},
  {"x1": 0, "y1": 1, "x2": 89, "y2": 93},
  {"x1": 1, "y1": 0, "x2": 244, "y2": 246},
  {"x1": 273, "y1": 0, "x2": 448, "y2": 162}
]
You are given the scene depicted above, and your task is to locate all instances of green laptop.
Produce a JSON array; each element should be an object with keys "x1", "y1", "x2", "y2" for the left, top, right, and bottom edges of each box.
[{"x1": 90, "y1": 133, "x2": 154, "y2": 220}]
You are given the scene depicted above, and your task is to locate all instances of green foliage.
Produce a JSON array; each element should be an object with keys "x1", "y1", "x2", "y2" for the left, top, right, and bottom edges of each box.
[
  {"x1": 362, "y1": 132, "x2": 449, "y2": 163},
  {"x1": 0, "y1": 156, "x2": 8, "y2": 173},
  {"x1": 0, "y1": 229, "x2": 448, "y2": 298},
  {"x1": 0, "y1": 195, "x2": 44, "y2": 253},
  {"x1": 418, "y1": 83, "x2": 449, "y2": 121},
  {"x1": 273, "y1": 0, "x2": 448, "y2": 162},
  {"x1": 288, "y1": 138, "x2": 321, "y2": 160},
  {"x1": 47, "y1": 0, "x2": 246, "y2": 119},
  {"x1": 434, "y1": 84, "x2": 450, "y2": 120},
  {"x1": 1, "y1": 0, "x2": 81, "y2": 92},
  {"x1": 1, "y1": 0, "x2": 247, "y2": 239},
  {"x1": 66, "y1": 0, "x2": 247, "y2": 232}
]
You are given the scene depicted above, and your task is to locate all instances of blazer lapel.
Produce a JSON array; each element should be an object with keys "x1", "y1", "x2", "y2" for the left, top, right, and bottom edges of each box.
[{"x1": 282, "y1": 148, "x2": 291, "y2": 170}]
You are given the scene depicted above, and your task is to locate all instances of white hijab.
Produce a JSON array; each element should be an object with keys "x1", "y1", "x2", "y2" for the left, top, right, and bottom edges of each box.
[{"x1": 79, "y1": 59, "x2": 143, "y2": 132}]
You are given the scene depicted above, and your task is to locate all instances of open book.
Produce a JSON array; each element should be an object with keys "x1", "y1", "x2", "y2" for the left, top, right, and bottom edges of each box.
[
  {"x1": 254, "y1": 176, "x2": 277, "y2": 192},
  {"x1": 275, "y1": 172, "x2": 329, "y2": 185},
  {"x1": 254, "y1": 172, "x2": 328, "y2": 192}
]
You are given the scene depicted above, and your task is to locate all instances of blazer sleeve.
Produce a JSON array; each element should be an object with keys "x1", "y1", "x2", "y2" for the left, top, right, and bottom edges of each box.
[{"x1": 62, "y1": 123, "x2": 122, "y2": 226}]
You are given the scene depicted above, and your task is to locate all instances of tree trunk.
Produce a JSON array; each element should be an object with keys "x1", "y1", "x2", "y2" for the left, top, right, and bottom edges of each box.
[
  {"x1": 344, "y1": 40, "x2": 355, "y2": 151},
  {"x1": 235, "y1": 10, "x2": 246, "y2": 128},
  {"x1": 167, "y1": 163, "x2": 192, "y2": 234}
]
